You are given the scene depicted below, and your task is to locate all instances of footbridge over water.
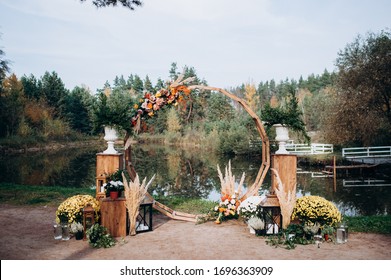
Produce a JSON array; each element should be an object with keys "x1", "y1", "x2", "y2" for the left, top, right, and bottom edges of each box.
[{"x1": 342, "y1": 146, "x2": 391, "y2": 164}]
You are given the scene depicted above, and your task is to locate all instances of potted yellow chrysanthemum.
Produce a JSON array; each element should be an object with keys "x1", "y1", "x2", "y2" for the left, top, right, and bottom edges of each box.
[{"x1": 56, "y1": 195, "x2": 100, "y2": 225}]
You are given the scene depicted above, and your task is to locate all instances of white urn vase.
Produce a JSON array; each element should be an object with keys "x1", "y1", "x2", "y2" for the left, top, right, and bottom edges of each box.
[
  {"x1": 103, "y1": 126, "x2": 118, "y2": 154},
  {"x1": 274, "y1": 124, "x2": 290, "y2": 154}
]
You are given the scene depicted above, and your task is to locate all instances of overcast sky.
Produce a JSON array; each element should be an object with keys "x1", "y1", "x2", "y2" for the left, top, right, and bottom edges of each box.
[{"x1": 0, "y1": 0, "x2": 390, "y2": 93}]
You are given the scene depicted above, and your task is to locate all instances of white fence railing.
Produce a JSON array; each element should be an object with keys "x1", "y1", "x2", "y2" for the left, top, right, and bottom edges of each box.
[
  {"x1": 296, "y1": 170, "x2": 332, "y2": 178},
  {"x1": 343, "y1": 179, "x2": 391, "y2": 187},
  {"x1": 342, "y1": 146, "x2": 391, "y2": 159},
  {"x1": 285, "y1": 143, "x2": 334, "y2": 155}
]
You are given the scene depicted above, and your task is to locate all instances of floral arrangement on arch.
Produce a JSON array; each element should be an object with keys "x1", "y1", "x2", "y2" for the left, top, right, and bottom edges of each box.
[
  {"x1": 131, "y1": 76, "x2": 194, "y2": 131},
  {"x1": 56, "y1": 195, "x2": 100, "y2": 224},
  {"x1": 291, "y1": 195, "x2": 342, "y2": 227}
]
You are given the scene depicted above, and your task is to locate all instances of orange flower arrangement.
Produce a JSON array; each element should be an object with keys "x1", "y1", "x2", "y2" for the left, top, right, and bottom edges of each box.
[
  {"x1": 214, "y1": 193, "x2": 240, "y2": 224},
  {"x1": 131, "y1": 83, "x2": 191, "y2": 132}
]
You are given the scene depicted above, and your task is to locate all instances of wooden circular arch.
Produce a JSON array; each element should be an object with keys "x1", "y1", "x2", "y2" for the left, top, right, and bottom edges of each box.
[
  {"x1": 187, "y1": 85, "x2": 270, "y2": 201},
  {"x1": 123, "y1": 79, "x2": 271, "y2": 222}
]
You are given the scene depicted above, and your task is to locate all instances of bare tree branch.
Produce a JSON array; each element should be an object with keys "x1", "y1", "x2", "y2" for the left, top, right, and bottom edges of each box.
[{"x1": 80, "y1": 0, "x2": 143, "y2": 10}]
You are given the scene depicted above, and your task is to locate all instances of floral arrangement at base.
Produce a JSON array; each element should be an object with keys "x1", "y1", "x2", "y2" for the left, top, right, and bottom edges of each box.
[
  {"x1": 214, "y1": 194, "x2": 240, "y2": 224},
  {"x1": 70, "y1": 222, "x2": 83, "y2": 234},
  {"x1": 303, "y1": 222, "x2": 321, "y2": 236},
  {"x1": 70, "y1": 222, "x2": 84, "y2": 240},
  {"x1": 266, "y1": 195, "x2": 342, "y2": 250},
  {"x1": 237, "y1": 195, "x2": 264, "y2": 220},
  {"x1": 247, "y1": 216, "x2": 265, "y2": 235},
  {"x1": 56, "y1": 195, "x2": 100, "y2": 224},
  {"x1": 291, "y1": 195, "x2": 342, "y2": 227},
  {"x1": 214, "y1": 160, "x2": 245, "y2": 224}
]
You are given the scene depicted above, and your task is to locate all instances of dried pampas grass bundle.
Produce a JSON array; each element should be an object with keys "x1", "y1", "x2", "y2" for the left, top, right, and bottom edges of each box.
[
  {"x1": 122, "y1": 172, "x2": 155, "y2": 236},
  {"x1": 217, "y1": 160, "x2": 245, "y2": 198},
  {"x1": 271, "y1": 168, "x2": 296, "y2": 229}
]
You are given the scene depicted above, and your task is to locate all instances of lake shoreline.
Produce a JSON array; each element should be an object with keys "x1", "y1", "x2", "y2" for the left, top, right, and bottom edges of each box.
[{"x1": 0, "y1": 138, "x2": 105, "y2": 155}]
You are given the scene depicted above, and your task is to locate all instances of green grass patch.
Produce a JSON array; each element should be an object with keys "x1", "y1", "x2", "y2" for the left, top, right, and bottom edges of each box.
[
  {"x1": 153, "y1": 195, "x2": 217, "y2": 215},
  {"x1": 0, "y1": 183, "x2": 95, "y2": 206},
  {"x1": 344, "y1": 215, "x2": 391, "y2": 234}
]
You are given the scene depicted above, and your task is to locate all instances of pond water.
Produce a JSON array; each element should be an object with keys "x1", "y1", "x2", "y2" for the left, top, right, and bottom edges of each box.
[{"x1": 1, "y1": 143, "x2": 390, "y2": 216}]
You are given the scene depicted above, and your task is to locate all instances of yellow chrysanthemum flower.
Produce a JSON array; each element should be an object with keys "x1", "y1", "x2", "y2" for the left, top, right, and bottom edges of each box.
[
  {"x1": 56, "y1": 195, "x2": 100, "y2": 224},
  {"x1": 291, "y1": 195, "x2": 341, "y2": 226}
]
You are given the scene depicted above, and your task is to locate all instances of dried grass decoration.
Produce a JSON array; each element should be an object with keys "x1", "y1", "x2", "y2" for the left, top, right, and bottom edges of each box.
[
  {"x1": 214, "y1": 161, "x2": 245, "y2": 223},
  {"x1": 122, "y1": 173, "x2": 155, "y2": 236},
  {"x1": 217, "y1": 160, "x2": 245, "y2": 199},
  {"x1": 271, "y1": 168, "x2": 297, "y2": 229}
]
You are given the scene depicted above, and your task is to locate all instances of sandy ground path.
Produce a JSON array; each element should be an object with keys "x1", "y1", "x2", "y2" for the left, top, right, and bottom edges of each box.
[{"x1": 0, "y1": 204, "x2": 390, "y2": 260}]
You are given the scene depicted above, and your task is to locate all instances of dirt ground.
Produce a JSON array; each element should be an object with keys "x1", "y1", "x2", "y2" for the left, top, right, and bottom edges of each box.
[{"x1": 0, "y1": 204, "x2": 390, "y2": 260}]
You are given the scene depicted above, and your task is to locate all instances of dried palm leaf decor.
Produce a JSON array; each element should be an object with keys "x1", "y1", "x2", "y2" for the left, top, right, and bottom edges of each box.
[{"x1": 122, "y1": 172, "x2": 155, "y2": 236}]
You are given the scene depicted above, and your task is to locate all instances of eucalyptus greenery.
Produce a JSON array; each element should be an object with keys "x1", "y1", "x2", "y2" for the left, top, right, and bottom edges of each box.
[{"x1": 86, "y1": 224, "x2": 116, "y2": 248}]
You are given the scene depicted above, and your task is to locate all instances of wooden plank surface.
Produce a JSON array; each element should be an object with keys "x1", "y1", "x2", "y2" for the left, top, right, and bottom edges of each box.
[
  {"x1": 271, "y1": 154, "x2": 297, "y2": 195},
  {"x1": 100, "y1": 198, "x2": 127, "y2": 237},
  {"x1": 96, "y1": 153, "x2": 123, "y2": 177}
]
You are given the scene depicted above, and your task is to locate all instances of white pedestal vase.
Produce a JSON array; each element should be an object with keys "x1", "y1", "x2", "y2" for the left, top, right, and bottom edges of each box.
[
  {"x1": 274, "y1": 124, "x2": 290, "y2": 154},
  {"x1": 103, "y1": 126, "x2": 119, "y2": 154}
]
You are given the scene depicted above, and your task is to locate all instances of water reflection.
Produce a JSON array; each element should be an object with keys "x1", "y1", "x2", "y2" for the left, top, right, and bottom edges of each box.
[
  {"x1": 0, "y1": 146, "x2": 99, "y2": 188},
  {"x1": 131, "y1": 145, "x2": 391, "y2": 216},
  {"x1": 130, "y1": 145, "x2": 261, "y2": 201},
  {"x1": 0, "y1": 143, "x2": 390, "y2": 216},
  {"x1": 294, "y1": 165, "x2": 391, "y2": 216}
]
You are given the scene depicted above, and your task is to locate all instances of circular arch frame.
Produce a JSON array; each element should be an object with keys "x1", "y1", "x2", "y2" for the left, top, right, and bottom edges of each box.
[{"x1": 187, "y1": 85, "x2": 270, "y2": 201}]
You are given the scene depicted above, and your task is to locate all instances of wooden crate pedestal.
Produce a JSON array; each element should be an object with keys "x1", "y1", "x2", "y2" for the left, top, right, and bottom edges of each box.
[
  {"x1": 100, "y1": 198, "x2": 153, "y2": 237},
  {"x1": 95, "y1": 153, "x2": 123, "y2": 199},
  {"x1": 271, "y1": 154, "x2": 297, "y2": 194}
]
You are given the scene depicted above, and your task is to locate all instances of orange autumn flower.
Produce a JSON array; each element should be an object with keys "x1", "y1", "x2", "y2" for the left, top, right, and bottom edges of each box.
[{"x1": 177, "y1": 85, "x2": 191, "y2": 95}]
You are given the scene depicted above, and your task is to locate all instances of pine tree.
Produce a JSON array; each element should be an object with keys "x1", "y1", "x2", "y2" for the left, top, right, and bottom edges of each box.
[{"x1": 167, "y1": 107, "x2": 181, "y2": 133}]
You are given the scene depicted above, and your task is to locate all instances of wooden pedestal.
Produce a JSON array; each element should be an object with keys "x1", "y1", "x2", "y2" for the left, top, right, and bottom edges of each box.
[
  {"x1": 100, "y1": 198, "x2": 153, "y2": 237},
  {"x1": 100, "y1": 198, "x2": 127, "y2": 237},
  {"x1": 96, "y1": 153, "x2": 123, "y2": 199},
  {"x1": 271, "y1": 154, "x2": 297, "y2": 194}
]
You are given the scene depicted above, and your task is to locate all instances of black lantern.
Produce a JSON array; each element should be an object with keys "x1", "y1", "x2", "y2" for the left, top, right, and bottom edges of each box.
[
  {"x1": 260, "y1": 194, "x2": 282, "y2": 235},
  {"x1": 127, "y1": 200, "x2": 153, "y2": 234},
  {"x1": 136, "y1": 202, "x2": 153, "y2": 233},
  {"x1": 83, "y1": 204, "x2": 95, "y2": 240}
]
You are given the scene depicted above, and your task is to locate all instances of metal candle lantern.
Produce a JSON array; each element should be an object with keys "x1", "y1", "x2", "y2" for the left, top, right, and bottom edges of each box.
[
  {"x1": 135, "y1": 202, "x2": 153, "y2": 233},
  {"x1": 83, "y1": 204, "x2": 95, "y2": 240},
  {"x1": 259, "y1": 194, "x2": 282, "y2": 235},
  {"x1": 336, "y1": 222, "x2": 348, "y2": 244}
]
